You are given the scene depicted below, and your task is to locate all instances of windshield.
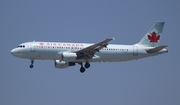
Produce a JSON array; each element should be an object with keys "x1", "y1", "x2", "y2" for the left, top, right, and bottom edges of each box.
[{"x1": 17, "y1": 45, "x2": 25, "y2": 48}]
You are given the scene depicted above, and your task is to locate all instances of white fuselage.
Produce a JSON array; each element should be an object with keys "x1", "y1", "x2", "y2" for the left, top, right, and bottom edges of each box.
[{"x1": 11, "y1": 41, "x2": 167, "y2": 63}]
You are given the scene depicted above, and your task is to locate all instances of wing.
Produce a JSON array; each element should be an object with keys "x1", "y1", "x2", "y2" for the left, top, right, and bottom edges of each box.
[{"x1": 75, "y1": 38, "x2": 115, "y2": 59}]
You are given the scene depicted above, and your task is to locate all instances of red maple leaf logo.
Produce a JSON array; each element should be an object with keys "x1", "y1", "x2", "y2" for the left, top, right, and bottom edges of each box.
[{"x1": 148, "y1": 32, "x2": 160, "y2": 42}]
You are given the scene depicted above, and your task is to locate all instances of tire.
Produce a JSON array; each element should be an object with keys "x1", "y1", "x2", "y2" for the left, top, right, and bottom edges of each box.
[
  {"x1": 30, "y1": 65, "x2": 33, "y2": 68},
  {"x1": 80, "y1": 67, "x2": 85, "y2": 73},
  {"x1": 85, "y1": 62, "x2": 90, "y2": 68}
]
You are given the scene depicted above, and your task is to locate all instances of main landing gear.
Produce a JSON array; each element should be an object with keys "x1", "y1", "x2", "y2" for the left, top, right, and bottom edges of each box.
[
  {"x1": 30, "y1": 60, "x2": 34, "y2": 68},
  {"x1": 79, "y1": 62, "x2": 90, "y2": 73}
]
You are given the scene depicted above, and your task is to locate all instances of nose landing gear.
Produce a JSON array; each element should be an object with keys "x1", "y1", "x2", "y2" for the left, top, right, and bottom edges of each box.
[{"x1": 30, "y1": 60, "x2": 34, "y2": 68}]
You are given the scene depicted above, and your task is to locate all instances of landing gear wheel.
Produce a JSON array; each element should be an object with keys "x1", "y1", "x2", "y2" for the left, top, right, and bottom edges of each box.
[
  {"x1": 30, "y1": 59, "x2": 34, "y2": 68},
  {"x1": 80, "y1": 67, "x2": 85, "y2": 73},
  {"x1": 30, "y1": 64, "x2": 34, "y2": 68},
  {"x1": 85, "y1": 62, "x2": 90, "y2": 68}
]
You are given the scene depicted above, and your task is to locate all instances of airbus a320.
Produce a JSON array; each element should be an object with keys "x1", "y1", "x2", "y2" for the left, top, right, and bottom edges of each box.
[{"x1": 11, "y1": 22, "x2": 168, "y2": 73}]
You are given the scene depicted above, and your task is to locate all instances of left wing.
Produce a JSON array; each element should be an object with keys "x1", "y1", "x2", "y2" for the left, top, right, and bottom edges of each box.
[{"x1": 75, "y1": 38, "x2": 114, "y2": 59}]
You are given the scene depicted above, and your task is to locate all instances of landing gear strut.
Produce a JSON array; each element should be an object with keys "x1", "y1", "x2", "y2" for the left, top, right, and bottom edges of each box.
[
  {"x1": 79, "y1": 62, "x2": 85, "y2": 73},
  {"x1": 79, "y1": 62, "x2": 91, "y2": 73},
  {"x1": 30, "y1": 60, "x2": 34, "y2": 68}
]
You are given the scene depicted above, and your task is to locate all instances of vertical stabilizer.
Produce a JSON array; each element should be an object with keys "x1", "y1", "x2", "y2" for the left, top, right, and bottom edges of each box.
[{"x1": 137, "y1": 22, "x2": 165, "y2": 47}]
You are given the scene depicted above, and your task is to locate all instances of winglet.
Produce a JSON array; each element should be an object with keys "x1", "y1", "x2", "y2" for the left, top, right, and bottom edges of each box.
[{"x1": 112, "y1": 37, "x2": 115, "y2": 40}]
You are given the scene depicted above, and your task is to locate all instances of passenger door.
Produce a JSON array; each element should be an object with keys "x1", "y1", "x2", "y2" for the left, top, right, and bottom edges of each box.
[{"x1": 30, "y1": 43, "x2": 35, "y2": 52}]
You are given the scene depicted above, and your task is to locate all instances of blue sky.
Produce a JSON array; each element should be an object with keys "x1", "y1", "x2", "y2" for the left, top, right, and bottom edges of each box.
[{"x1": 1, "y1": 0, "x2": 180, "y2": 105}]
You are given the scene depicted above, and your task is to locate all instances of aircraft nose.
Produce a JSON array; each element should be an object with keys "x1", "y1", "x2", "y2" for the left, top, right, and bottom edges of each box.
[{"x1": 11, "y1": 49, "x2": 19, "y2": 56}]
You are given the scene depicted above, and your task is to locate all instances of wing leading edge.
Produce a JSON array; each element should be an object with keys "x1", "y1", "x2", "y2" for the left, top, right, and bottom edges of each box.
[{"x1": 75, "y1": 38, "x2": 115, "y2": 59}]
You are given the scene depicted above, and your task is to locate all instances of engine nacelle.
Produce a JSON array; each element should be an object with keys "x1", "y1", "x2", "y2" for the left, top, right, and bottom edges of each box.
[
  {"x1": 55, "y1": 60, "x2": 69, "y2": 68},
  {"x1": 54, "y1": 60, "x2": 75, "y2": 69},
  {"x1": 62, "y1": 52, "x2": 77, "y2": 61}
]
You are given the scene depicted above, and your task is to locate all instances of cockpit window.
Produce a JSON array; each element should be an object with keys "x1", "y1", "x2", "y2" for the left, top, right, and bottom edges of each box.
[{"x1": 17, "y1": 45, "x2": 25, "y2": 48}]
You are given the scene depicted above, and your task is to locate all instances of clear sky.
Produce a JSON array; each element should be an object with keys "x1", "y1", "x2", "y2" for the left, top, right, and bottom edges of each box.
[{"x1": 1, "y1": 0, "x2": 180, "y2": 105}]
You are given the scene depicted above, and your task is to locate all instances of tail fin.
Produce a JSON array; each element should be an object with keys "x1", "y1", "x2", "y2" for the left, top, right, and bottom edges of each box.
[{"x1": 136, "y1": 22, "x2": 165, "y2": 47}]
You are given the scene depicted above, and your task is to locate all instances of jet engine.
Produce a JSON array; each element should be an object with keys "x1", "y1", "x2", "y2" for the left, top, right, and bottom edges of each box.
[
  {"x1": 54, "y1": 60, "x2": 75, "y2": 69},
  {"x1": 62, "y1": 52, "x2": 77, "y2": 61}
]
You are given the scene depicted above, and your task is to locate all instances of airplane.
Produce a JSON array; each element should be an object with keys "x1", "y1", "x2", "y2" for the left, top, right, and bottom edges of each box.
[{"x1": 11, "y1": 22, "x2": 168, "y2": 73}]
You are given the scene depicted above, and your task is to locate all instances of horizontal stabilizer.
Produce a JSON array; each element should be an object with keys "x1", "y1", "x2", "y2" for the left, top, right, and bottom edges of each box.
[{"x1": 146, "y1": 45, "x2": 167, "y2": 53}]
